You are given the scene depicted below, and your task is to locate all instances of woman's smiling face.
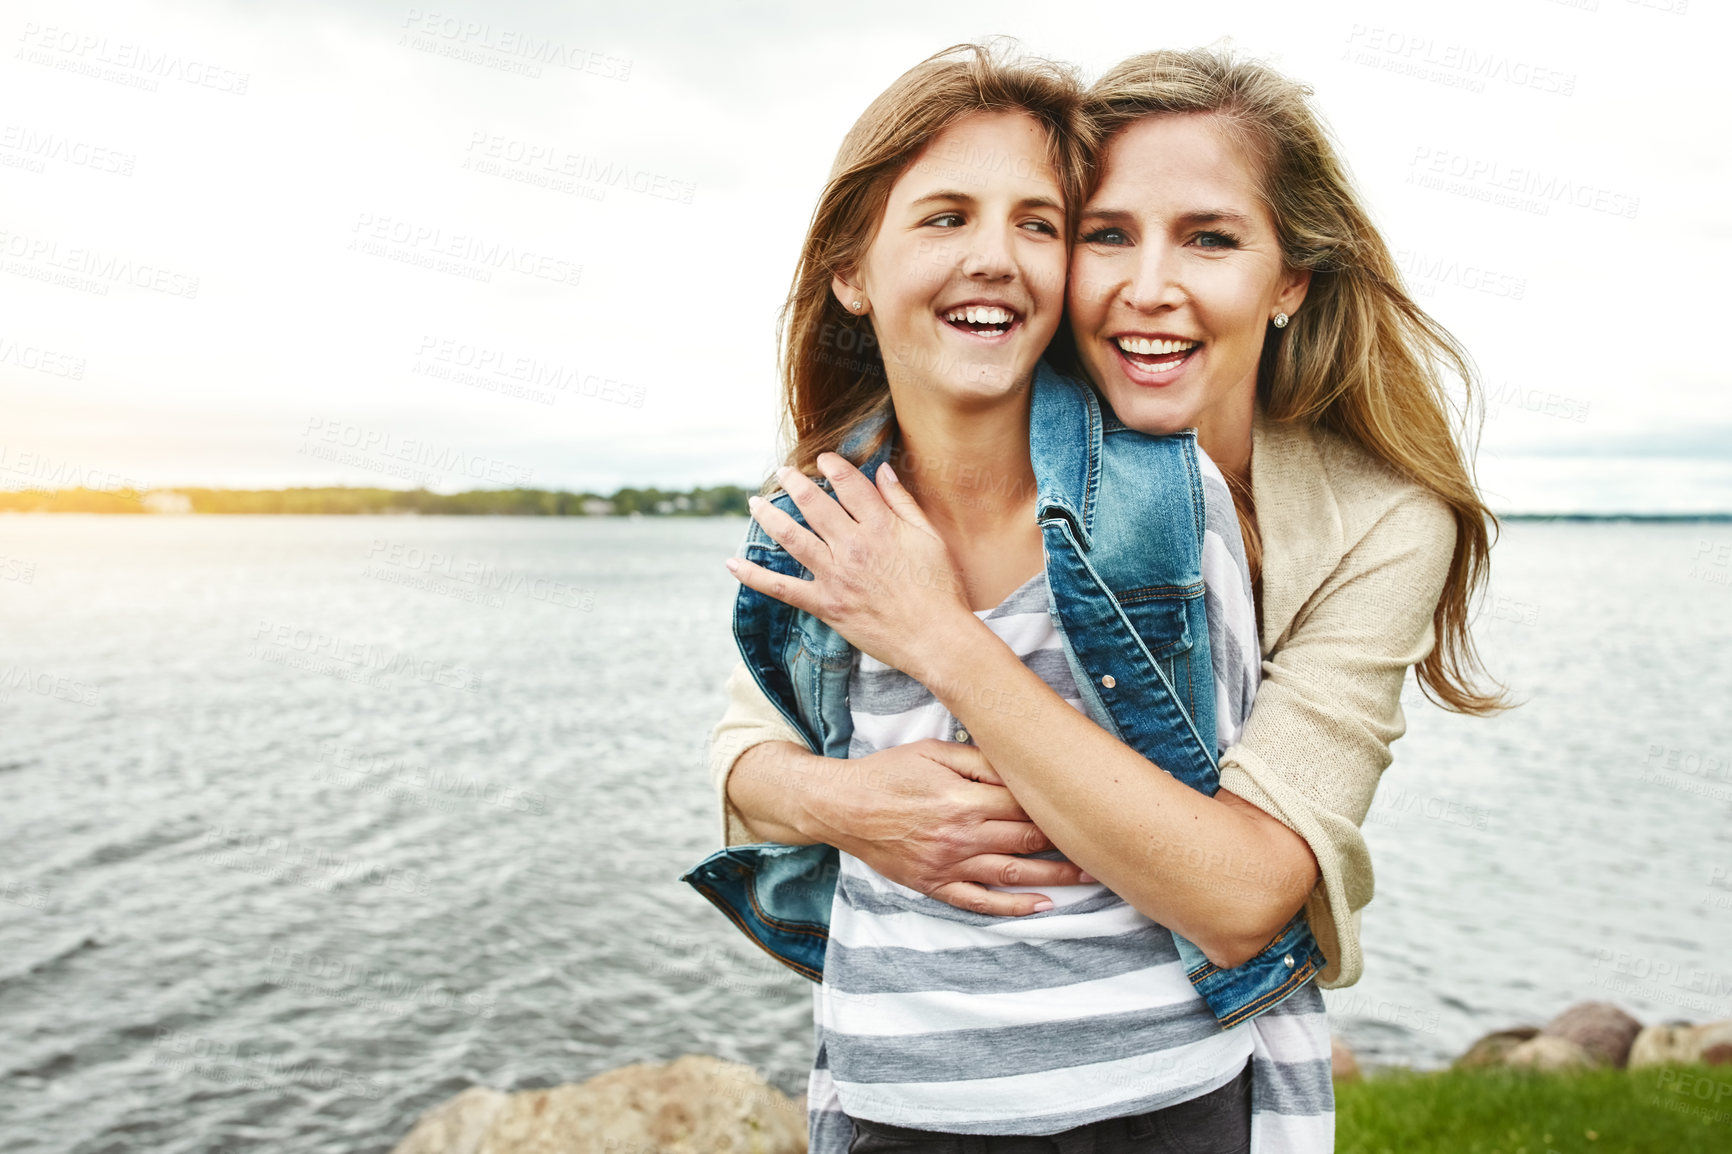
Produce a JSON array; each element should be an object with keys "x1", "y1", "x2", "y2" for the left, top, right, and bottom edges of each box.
[
  {"x1": 1067, "y1": 113, "x2": 1310, "y2": 441},
  {"x1": 836, "y1": 111, "x2": 1068, "y2": 404}
]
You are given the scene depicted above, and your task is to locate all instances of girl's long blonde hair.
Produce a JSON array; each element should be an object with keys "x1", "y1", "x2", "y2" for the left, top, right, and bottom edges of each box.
[
  {"x1": 1082, "y1": 48, "x2": 1507, "y2": 714},
  {"x1": 776, "y1": 41, "x2": 1087, "y2": 477}
]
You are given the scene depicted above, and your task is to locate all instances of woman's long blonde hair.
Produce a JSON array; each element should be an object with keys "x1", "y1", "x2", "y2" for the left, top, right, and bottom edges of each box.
[
  {"x1": 1081, "y1": 48, "x2": 1507, "y2": 714},
  {"x1": 776, "y1": 42, "x2": 1087, "y2": 477}
]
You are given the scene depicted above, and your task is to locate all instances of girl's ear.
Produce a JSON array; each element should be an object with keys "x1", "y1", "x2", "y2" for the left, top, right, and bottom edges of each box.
[{"x1": 831, "y1": 273, "x2": 867, "y2": 315}]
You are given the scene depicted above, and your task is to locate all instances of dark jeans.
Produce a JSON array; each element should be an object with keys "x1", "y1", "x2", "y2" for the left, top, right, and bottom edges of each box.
[{"x1": 845, "y1": 1057, "x2": 1253, "y2": 1154}]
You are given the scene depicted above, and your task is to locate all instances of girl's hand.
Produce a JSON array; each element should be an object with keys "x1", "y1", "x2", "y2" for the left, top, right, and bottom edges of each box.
[
  {"x1": 726, "y1": 453, "x2": 972, "y2": 675},
  {"x1": 817, "y1": 739, "x2": 1092, "y2": 916}
]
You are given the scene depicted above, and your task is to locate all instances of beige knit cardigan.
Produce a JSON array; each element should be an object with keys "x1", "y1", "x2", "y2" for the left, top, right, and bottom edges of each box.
[{"x1": 705, "y1": 406, "x2": 1457, "y2": 989}]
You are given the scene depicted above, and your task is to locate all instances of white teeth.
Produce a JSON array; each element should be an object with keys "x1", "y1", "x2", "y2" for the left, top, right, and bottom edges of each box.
[
  {"x1": 1116, "y1": 336, "x2": 1199, "y2": 356},
  {"x1": 946, "y1": 306, "x2": 1014, "y2": 325}
]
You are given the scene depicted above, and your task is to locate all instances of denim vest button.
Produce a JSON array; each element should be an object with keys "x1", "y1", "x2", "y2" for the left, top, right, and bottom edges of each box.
[
  {"x1": 1100, "y1": 674, "x2": 1116, "y2": 689},
  {"x1": 1283, "y1": 954, "x2": 1295, "y2": 968},
  {"x1": 953, "y1": 728, "x2": 969, "y2": 743}
]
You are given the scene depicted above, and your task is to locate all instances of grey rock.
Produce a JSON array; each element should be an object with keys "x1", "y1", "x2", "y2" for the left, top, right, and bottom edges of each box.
[
  {"x1": 1629, "y1": 1019, "x2": 1732, "y2": 1068},
  {"x1": 1454, "y1": 1026, "x2": 1540, "y2": 1070},
  {"x1": 1504, "y1": 1035, "x2": 1596, "y2": 1072},
  {"x1": 1539, "y1": 1001, "x2": 1642, "y2": 1068}
]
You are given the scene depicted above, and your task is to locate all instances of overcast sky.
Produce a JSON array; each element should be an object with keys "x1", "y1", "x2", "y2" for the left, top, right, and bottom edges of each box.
[{"x1": 1, "y1": 0, "x2": 1727, "y2": 512}]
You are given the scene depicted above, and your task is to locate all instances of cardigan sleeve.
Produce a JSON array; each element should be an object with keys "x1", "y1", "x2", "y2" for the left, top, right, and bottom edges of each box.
[
  {"x1": 708, "y1": 661, "x2": 809, "y2": 849},
  {"x1": 1216, "y1": 488, "x2": 1456, "y2": 988}
]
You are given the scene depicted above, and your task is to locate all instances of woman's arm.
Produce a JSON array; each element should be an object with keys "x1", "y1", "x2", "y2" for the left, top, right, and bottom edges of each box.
[
  {"x1": 731, "y1": 453, "x2": 1456, "y2": 978},
  {"x1": 736, "y1": 462, "x2": 1461, "y2": 976},
  {"x1": 730, "y1": 457, "x2": 1320, "y2": 967},
  {"x1": 707, "y1": 662, "x2": 1092, "y2": 915},
  {"x1": 707, "y1": 663, "x2": 809, "y2": 848},
  {"x1": 1214, "y1": 488, "x2": 1458, "y2": 987}
]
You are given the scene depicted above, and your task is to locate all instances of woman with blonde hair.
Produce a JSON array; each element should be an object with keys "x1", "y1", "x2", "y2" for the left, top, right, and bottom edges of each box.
[{"x1": 699, "y1": 43, "x2": 1503, "y2": 1154}]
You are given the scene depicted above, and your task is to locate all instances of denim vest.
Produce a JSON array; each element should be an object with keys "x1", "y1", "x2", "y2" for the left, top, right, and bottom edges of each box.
[{"x1": 680, "y1": 361, "x2": 1325, "y2": 1029}]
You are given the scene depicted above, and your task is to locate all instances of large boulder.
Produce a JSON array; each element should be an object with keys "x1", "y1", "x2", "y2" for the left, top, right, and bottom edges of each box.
[
  {"x1": 1539, "y1": 1002, "x2": 1642, "y2": 1068},
  {"x1": 1454, "y1": 1027, "x2": 1540, "y2": 1070},
  {"x1": 1504, "y1": 1035, "x2": 1596, "y2": 1072},
  {"x1": 392, "y1": 1087, "x2": 510, "y2": 1154},
  {"x1": 390, "y1": 1056, "x2": 808, "y2": 1154},
  {"x1": 1629, "y1": 1020, "x2": 1732, "y2": 1068}
]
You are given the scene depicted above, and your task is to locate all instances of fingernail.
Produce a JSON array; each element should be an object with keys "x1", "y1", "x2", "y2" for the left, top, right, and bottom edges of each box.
[
  {"x1": 880, "y1": 462, "x2": 898, "y2": 484},
  {"x1": 724, "y1": 558, "x2": 740, "y2": 572},
  {"x1": 1077, "y1": 872, "x2": 1095, "y2": 884},
  {"x1": 747, "y1": 495, "x2": 761, "y2": 509},
  {"x1": 1031, "y1": 899, "x2": 1054, "y2": 912}
]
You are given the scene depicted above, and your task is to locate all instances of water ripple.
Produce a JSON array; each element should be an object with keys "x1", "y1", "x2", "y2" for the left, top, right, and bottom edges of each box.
[{"x1": 1, "y1": 518, "x2": 1728, "y2": 1149}]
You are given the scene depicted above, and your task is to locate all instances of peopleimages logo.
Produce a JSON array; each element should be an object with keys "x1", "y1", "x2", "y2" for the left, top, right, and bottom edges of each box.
[
  {"x1": 199, "y1": 822, "x2": 431, "y2": 896},
  {"x1": 0, "y1": 445, "x2": 142, "y2": 492},
  {"x1": 0, "y1": 124, "x2": 136, "y2": 176},
  {"x1": 463, "y1": 132, "x2": 695, "y2": 204},
  {"x1": 15, "y1": 23, "x2": 251, "y2": 95},
  {"x1": 412, "y1": 336, "x2": 644, "y2": 408},
  {"x1": 347, "y1": 212, "x2": 583, "y2": 288},
  {"x1": 0, "y1": 334, "x2": 86, "y2": 379},
  {"x1": 364, "y1": 539, "x2": 595, "y2": 610},
  {"x1": 398, "y1": 9, "x2": 632, "y2": 81},
  {"x1": 299, "y1": 418, "x2": 536, "y2": 487},
  {"x1": 265, "y1": 946, "x2": 497, "y2": 1018},
  {"x1": 1393, "y1": 248, "x2": 1526, "y2": 301},
  {"x1": 0, "y1": 226, "x2": 200, "y2": 297},
  {"x1": 312, "y1": 740, "x2": 550, "y2": 816},
  {"x1": 151, "y1": 1028, "x2": 386, "y2": 1099},
  {"x1": 249, "y1": 618, "x2": 484, "y2": 694},
  {"x1": 1344, "y1": 25, "x2": 1577, "y2": 96},
  {"x1": 0, "y1": 665, "x2": 100, "y2": 707},
  {"x1": 1407, "y1": 147, "x2": 1640, "y2": 219},
  {"x1": 1689, "y1": 540, "x2": 1731, "y2": 590}
]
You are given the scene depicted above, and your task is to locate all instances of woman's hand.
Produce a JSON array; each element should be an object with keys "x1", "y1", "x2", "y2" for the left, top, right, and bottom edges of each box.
[
  {"x1": 802, "y1": 738, "x2": 1093, "y2": 916},
  {"x1": 725, "y1": 453, "x2": 971, "y2": 677}
]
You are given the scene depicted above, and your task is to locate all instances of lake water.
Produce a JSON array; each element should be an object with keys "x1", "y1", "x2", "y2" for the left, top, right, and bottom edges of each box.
[{"x1": 1, "y1": 516, "x2": 1729, "y2": 1153}]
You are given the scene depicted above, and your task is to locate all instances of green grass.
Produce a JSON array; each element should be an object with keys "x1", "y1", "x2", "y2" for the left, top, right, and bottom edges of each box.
[{"x1": 1335, "y1": 1064, "x2": 1732, "y2": 1153}]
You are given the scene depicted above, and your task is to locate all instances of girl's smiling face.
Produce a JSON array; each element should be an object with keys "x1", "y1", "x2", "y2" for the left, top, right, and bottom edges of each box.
[
  {"x1": 1067, "y1": 113, "x2": 1310, "y2": 442},
  {"x1": 836, "y1": 111, "x2": 1068, "y2": 404}
]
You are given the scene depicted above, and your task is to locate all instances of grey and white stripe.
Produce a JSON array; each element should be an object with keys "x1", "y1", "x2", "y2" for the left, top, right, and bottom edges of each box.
[
  {"x1": 1198, "y1": 452, "x2": 1259, "y2": 752},
  {"x1": 806, "y1": 450, "x2": 1333, "y2": 1152}
]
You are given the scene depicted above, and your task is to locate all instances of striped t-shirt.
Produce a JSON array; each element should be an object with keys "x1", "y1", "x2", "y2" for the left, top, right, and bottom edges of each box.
[{"x1": 806, "y1": 452, "x2": 1334, "y2": 1152}]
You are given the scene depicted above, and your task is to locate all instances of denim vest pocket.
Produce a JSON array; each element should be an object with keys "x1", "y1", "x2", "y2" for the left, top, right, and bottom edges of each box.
[
  {"x1": 1115, "y1": 582, "x2": 1196, "y2": 660},
  {"x1": 680, "y1": 843, "x2": 837, "y2": 982},
  {"x1": 1116, "y1": 585, "x2": 1204, "y2": 730}
]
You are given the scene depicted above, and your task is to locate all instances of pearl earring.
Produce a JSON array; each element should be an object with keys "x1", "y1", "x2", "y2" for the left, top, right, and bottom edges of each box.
[
  {"x1": 1272, "y1": 313, "x2": 1290, "y2": 329},
  {"x1": 851, "y1": 300, "x2": 863, "y2": 312}
]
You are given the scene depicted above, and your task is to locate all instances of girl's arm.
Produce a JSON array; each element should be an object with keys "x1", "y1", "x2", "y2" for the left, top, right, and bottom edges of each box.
[{"x1": 889, "y1": 605, "x2": 1318, "y2": 969}]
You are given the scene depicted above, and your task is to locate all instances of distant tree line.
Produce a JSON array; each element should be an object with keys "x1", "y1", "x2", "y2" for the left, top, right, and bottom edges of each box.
[
  {"x1": 11, "y1": 486, "x2": 1724, "y2": 521},
  {"x1": 0, "y1": 485, "x2": 756, "y2": 516}
]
